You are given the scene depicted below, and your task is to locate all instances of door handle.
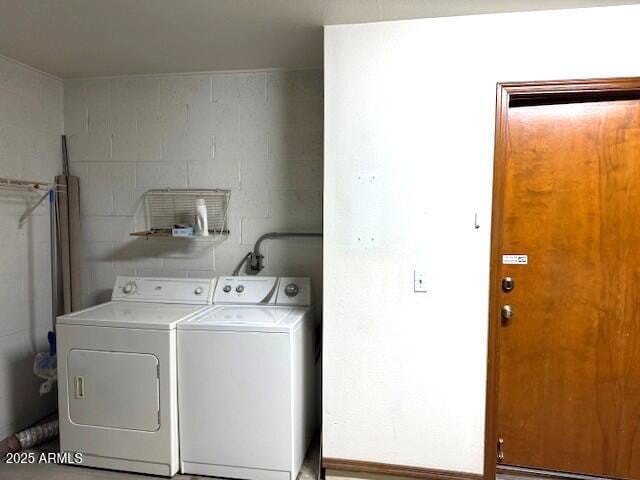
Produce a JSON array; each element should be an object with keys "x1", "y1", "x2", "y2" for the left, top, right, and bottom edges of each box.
[
  {"x1": 501, "y1": 305, "x2": 513, "y2": 321},
  {"x1": 74, "y1": 376, "x2": 85, "y2": 399},
  {"x1": 497, "y1": 437, "x2": 505, "y2": 462}
]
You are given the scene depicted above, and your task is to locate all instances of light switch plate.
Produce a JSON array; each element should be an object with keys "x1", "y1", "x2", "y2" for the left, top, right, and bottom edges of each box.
[{"x1": 414, "y1": 271, "x2": 427, "y2": 293}]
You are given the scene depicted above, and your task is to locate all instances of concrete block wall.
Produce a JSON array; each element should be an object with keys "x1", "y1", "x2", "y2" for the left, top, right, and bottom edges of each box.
[
  {"x1": 0, "y1": 56, "x2": 63, "y2": 438},
  {"x1": 63, "y1": 69, "x2": 323, "y2": 308}
]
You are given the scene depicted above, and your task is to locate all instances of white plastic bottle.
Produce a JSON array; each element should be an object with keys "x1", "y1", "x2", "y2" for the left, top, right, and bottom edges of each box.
[{"x1": 195, "y1": 198, "x2": 209, "y2": 236}]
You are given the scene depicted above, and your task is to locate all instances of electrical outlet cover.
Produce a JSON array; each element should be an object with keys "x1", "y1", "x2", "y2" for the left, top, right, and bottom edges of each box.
[{"x1": 414, "y1": 271, "x2": 427, "y2": 293}]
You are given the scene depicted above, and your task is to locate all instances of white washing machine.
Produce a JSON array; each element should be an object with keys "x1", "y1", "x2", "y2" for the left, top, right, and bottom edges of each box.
[
  {"x1": 57, "y1": 276, "x2": 216, "y2": 476},
  {"x1": 178, "y1": 276, "x2": 316, "y2": 480}
]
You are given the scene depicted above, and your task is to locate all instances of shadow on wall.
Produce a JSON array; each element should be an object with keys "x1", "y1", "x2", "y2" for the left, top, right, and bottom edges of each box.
[
  {"x1": 0, "y1": 192, "x2": 57, "y2": 439},
  {"x1": 3, "y1": 350, "x2": 57, "y2": 439},
  {"x1": 249, "y1": 70, "x2": 324, "y2": 314},
  {"x1": 261, "y1": 238, "x2": 323, "y2": 314},
  {"x1": 23, "y1": 198, "x2": 40, "y2": 354}
]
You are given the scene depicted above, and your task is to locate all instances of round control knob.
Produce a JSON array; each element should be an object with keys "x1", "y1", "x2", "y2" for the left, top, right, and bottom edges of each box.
[
  {"x1": 194, "y1": 287, "x2": 203, "y2": 295},
  {"x1": 285, "y1": 283, "x2": 299, "y2": 297},
  {"x1": 223, "y1": 285, "x2": 232, "y2": 293},
  {"x1": 123, "y1": 282, "x2": 137, "y2": 295},
  {"x1": 236, "y1": 285, "x2": 245, "y2": 293}
]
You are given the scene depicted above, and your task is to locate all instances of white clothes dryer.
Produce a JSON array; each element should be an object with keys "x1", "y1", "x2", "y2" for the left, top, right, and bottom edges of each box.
[{"x1": 57, "y1": 276, "x2": 216, "y2": 476}]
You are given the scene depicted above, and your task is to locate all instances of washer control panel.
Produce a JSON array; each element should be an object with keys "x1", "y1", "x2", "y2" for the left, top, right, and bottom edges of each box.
[
  {"x1": 112, "y1": 276, "x2": 216, "y2": 305},
  {"x1": 213, "y1": 277, "x2": 312, "y2": 306},
  {"x1": 214, "y1": 277, "x2": 278, "y2": 304},
  {"x1": 275, "y1": 277, "x2": 311, "y2": 306}
]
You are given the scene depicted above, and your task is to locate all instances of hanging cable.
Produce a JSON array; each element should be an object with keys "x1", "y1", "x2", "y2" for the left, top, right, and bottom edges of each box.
[{"x1": 232, "y1": 251, "x2": 253, "y2": 276}]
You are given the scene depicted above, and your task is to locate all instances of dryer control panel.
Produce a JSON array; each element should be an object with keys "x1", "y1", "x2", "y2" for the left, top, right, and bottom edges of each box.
[{"x1": 112, "y1": 276, "x2": 216, "y2": 304}]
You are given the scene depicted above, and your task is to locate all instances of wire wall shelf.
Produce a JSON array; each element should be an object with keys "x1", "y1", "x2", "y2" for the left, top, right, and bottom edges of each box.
[{"x1": 130, "y1": 188, "x2": 231, "y2": 242}]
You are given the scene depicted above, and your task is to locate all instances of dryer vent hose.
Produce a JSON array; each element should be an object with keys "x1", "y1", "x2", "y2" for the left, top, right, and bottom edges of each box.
[
  {"x1": 16, "y1": 419, "x2": 59, "y2": 449},
  {"x1": 0, "y1": 419, "x2": 59, "y2": 456}
]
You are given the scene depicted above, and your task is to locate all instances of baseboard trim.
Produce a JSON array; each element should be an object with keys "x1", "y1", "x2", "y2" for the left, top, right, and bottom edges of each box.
[{"x1": 323, "y1": 458, "x2": 483, "y2": 480}]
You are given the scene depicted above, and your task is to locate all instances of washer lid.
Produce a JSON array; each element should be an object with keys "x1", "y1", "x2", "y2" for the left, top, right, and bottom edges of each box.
[
  {"x1": 57, "y1": 301, "x2": 208, "y2": 330},
  {"x1": 178, "y1": 305, "x2": 308, "y2": 333}
]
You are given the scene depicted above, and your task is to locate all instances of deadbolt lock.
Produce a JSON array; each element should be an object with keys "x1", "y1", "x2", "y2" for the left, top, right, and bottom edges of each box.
[
  {"x1": 502, "y1": 276, "x2": 514, "y2": 292},
  {"x1": 501, "y1": 305, "x2": 513, "y2": 321}
]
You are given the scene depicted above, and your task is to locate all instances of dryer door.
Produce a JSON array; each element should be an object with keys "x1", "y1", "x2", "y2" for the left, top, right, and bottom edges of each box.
[{"x1": 67, "y1": 349, "x2": 160, "y2": 431}]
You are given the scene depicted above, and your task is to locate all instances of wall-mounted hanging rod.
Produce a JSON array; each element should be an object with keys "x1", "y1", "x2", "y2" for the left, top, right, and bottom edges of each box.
[
  {"x1": 11, "y1": 179, "x2": 67, "y2": 225},
  {"x1": 0, "y1": 176, "x2": 57, "y2": 192}
]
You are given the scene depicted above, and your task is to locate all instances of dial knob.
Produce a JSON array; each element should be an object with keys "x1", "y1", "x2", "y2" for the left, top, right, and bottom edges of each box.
[
  {"x1": 236, "y1": 285, "x2": 245, "y2": 293},
  {"x1": 123, "y1": 282, "x2": 136, "y2": 295},
  {"x1": 285, "y1": 283, "x2": 299, "y2": 297},
  {"x1": 223, "y1": 285, "x2": 232, "y2": 293},
  {"x1": 194, "y1": 287, "x2": 204, "y2": 295}
]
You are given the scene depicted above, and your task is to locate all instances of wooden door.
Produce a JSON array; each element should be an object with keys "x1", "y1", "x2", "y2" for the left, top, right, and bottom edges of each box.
[{"x1": 493, "y1": 86, "x2": 640, "y2": 479}]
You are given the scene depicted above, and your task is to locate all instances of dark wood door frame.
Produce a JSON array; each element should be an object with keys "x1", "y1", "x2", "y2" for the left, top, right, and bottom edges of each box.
[{"x1": 484, "y1": 76, "x2": 640, "y2": 480}]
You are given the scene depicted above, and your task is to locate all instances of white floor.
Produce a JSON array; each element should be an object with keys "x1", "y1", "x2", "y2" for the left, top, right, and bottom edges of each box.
[
  {"x1": 1, "y1": 437, "x2": 320, "y2": 480},
  {"x1": 2, "y1": 439, "x2": 593, "y2": 480}
]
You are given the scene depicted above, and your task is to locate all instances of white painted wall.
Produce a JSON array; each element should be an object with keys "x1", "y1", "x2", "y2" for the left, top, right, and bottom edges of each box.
[
  {"x1": 0, "y1": 56, "x2": 63, "y2": 438},
  {"x1": 63, "y1": 70, "x2": 323, "y2": 310},
  {"x1": 323, "y1": 5, "x2": 640, "y2": 474}
]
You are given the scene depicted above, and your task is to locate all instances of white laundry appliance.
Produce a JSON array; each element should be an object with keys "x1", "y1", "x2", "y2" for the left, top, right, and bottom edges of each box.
[
  {"x1": 178, "y1": 276, "x2": 316, "y2": 480},
  {"x1": 56, "y1": 276, "x2": 216, "y2": 476}
]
